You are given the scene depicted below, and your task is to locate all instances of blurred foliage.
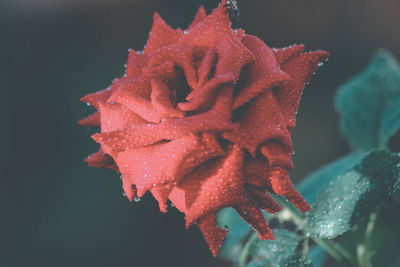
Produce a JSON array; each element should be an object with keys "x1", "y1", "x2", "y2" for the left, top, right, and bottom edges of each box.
[
  {"x1": 246, "y1": 230, "x2": 301, "y2": 267},
  {"x1": 336, "y1": 50, "x2": 400, "y2": 151}
]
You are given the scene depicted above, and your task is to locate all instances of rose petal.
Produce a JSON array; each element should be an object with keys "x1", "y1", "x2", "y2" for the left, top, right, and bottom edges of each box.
[
  {"x1": 272, "y1": 44, "x2": 305, "y2": 65},
  {"x1": 78, "y1": 112, "x2": 100, "y2": 128},
  {"x1": 84, "y1": 150, "x2": 118, "y2": 171},
  {"x1": 223, "y1": 90, "x2": 292, "y2": 157},
  {"x1": 234, "y1": 202, "x2": 274, "y2": 240},
  {"x1": 109, "y1": 77, "x2": 170, "y2": 123},
  {"x1": 144, "y1": 12, "x2": 184, "y2": 54},
  {"x1": 125, "y1": 50, "x2": 150, "y2": 78},
  {"x1": 196, "y1": 212, "x2": 228, "y2": 257},
  {"x1": 93, "y1": 86, "x2": 236, "y2": 155},
  {"x1": 122, "y1": 182, "x2": 138, "y2": 202},
  {"x1": 80, "y1": 87, "x2": 113, "y2": 109},
  {"x1": 233, "y1": 35, "x2": 290, "y2": 110},
  {"x1": 260, "y1": 142, "x2": 294, "y2": 170},
  {"x1": 243, "y1": 155, "x2": 271, "y2": 189},
  {"x1": 145, "y1": 45, "x2": 198, "y2": 89},
  {"x1": 188, "y1": 6, "x2": 207, "y2": 29},
  {"x1": 150, "y1": 79, "x2": 185, "y2": 118},
  {"x1": 150, "y1": 185, "x2": 174, "y2": 213},
  {"x1": 98, "y1": 102, "x2": 148, "y2": 133},
  {"x1": 169, "y1": 145, "x2": 245, "y2": 226},
  {"x1": 269, "y1": 166, "x2": 311, "y2": 212},
  {"x1": 179, "y1": 0, "x2": 231, "y2": 48},
  {"x1": 214, "y1": 32, "x2": 255, "y2": 80},
  {"x1": 180, "y1": 33, "x2": 254, "y2": 112},
  {"x1": 197, "y1": 47, "x2": 217, "y2": 89},
  {"x1": 178, "y1": 73, "x2": 235, "y2": 112},
  {"x1": 246, "y1": 186, "x2": 281, "y2": 213},
  {"x1": 116, "y1": 132, "x2": 225, "y2": 205},
  {"x1": 275, "y1": 50, "x2": 329, "y2": 129}
]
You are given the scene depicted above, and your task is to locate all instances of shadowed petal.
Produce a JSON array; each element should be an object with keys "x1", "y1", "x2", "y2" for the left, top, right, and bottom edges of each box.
[
  {"x1": 150, "y1": 79, "x2": 186, "y2": 118},
  {"x1": 243, "y1": 155, "x2": 271, "y2": 189},
  {"x1": 169, "y1": 145, "x2": 245, "y2": 226},
  {"x1": 214, "y1": 32, "x2": 255, "y2": 80},
  {"x1": 260, "y1": 142, "x2": 294, "y2": 170},
  {"x1": 196, "y1": 212, "x2": 228, "y2": 257},
  {"x1": 275, "y1": 50, "x2": 329, "y2": 129},
  {"x1": 269, "y1": 166, "x2": 311, "y2": 212},
  {"x1": 145, "y1": 45, "x2": 198, "y2": 89},
  {"x1": 233, "y1": 35, "x2": 290, "y2": 110},
  {"x1": 223, "y1": 90, "x2": 292, "y2": 157},
  {"x1": 235, "y1": 202, "x2": 274, "y2": 240},
  {"x1": 246, "y1": 186, "x2": 282, "y2": 213},
  {"x1": 78, "y1": 112, "x2": 100, "y2": 128},
  {"x1": 84, "y1": 150, "x2": 118, "y2": 171}
]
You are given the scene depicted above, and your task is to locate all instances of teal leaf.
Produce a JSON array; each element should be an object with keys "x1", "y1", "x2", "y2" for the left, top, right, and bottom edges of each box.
[
  {"x1": 335, "y1": 50, "x2": 400, "y2": 151},
  {"x1": 331, "y1": 200, "x2": 400, "y2": 267},
  {"x1": 307, "y1": 245, "x2": 326, "y2": 267},
  {"x1": 280, "y1": 255, "x2": 315, "y2": 267},
  {"x1": 298, "y1": 152, "x2": 365, "y2": 204},
  {"x1": 305, "y1": 150, "x2": 400, "y2": 239},
  {"x1": 367, "y1": 201, "x2": 400, "y2": 267},
  {"x1": 217, "y1": 208, "x2": 251, "y2": 259},
  {"x1": 246, "y1": 229, "x2": 300, "y2": 267}
]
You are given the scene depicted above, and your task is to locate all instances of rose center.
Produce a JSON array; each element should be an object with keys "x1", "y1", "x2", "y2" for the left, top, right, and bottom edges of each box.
[{"x1": 172, "y1": 67, "x2": 192, "y2": 104}]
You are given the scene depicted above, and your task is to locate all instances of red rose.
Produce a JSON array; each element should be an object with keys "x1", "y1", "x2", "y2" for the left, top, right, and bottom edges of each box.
[{"x1": 80, "y1": 0, "x2": 328, "y2": 256}]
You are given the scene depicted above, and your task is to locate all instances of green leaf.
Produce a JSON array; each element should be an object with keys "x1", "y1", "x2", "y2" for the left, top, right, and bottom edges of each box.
[
  {"x1": 305, "y1": 150, "x2": 400, "y2": 239},
  {"x1": 298, "y1": 152, "x2": 365, "y2": 204},
  {"x1": 330, "y1": 200, "x2": 400, "y2": 267},
  {"x1": 217, "y1": 208, "x2": 251, "y2": 259},
  {"x1": 280, "y1": 255, "x2": 315, "y2": 267},
  {"x1": 335, "y1": 50, "x2": 400, "y2": 151},
  {"x1": 246, "y1": 229, "x2": 300, "y2": 267},
  {"x1": 367, "y1": 201, "x2": 400, "y2": 267},
  {"x1": 307, "y1": 245, "x2": 326, "y2": 267}
]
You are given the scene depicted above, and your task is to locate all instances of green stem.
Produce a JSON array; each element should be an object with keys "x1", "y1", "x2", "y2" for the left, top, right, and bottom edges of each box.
[
  {"x1": 273, "y1": 195, "x2": 306, "y2": 225},
  {"x1": 299, "y1": 238, "x2": 310, "y2": 267},
  {"x1": 238, "y1": 234, "x2": 257, "y2": 267},
  {"x1": 365, "y1": 212, "x2": 378, "y2": 248},
  {"x1": 357, "y1": 212, "x2": 378, "y2": 266},
  {"x1": 272, "y1": 195, "x2": 358, "y2": 266},
  {"x1": 315, "y1": 238, "x2": 357, "y2": 266}
]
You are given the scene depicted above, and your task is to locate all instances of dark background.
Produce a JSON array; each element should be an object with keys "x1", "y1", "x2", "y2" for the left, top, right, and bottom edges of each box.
[{"x1": 1, "y1": 0, "x2": 400, "y2": 266}]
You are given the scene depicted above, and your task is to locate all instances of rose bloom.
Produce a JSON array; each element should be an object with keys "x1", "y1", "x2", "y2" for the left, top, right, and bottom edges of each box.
[{"x1": 80, "y1": 0, "x2": 328, "y2": 256}]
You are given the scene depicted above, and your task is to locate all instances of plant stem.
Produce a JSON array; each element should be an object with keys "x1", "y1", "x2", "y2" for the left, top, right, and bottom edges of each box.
[
  {"x1": 238, "y1": 234, "x2": 257, "y2": 267},
  {"x1": 314, "y1": 238, "x2": 357, "y2": 266},
  {"x1": 357, "y1": 211, "x2": 378, "y2": 266},
  {"x1": 272, "y1": 195, "x2": 358, "y2": 266},
  {"x1": 299, "y1": 238, "x2": 310, "y2": 267}
]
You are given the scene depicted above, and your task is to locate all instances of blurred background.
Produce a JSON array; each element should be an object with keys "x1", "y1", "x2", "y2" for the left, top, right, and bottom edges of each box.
[{"x1": 1, "y1": 0, "x2": 400, "y2": 266}]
